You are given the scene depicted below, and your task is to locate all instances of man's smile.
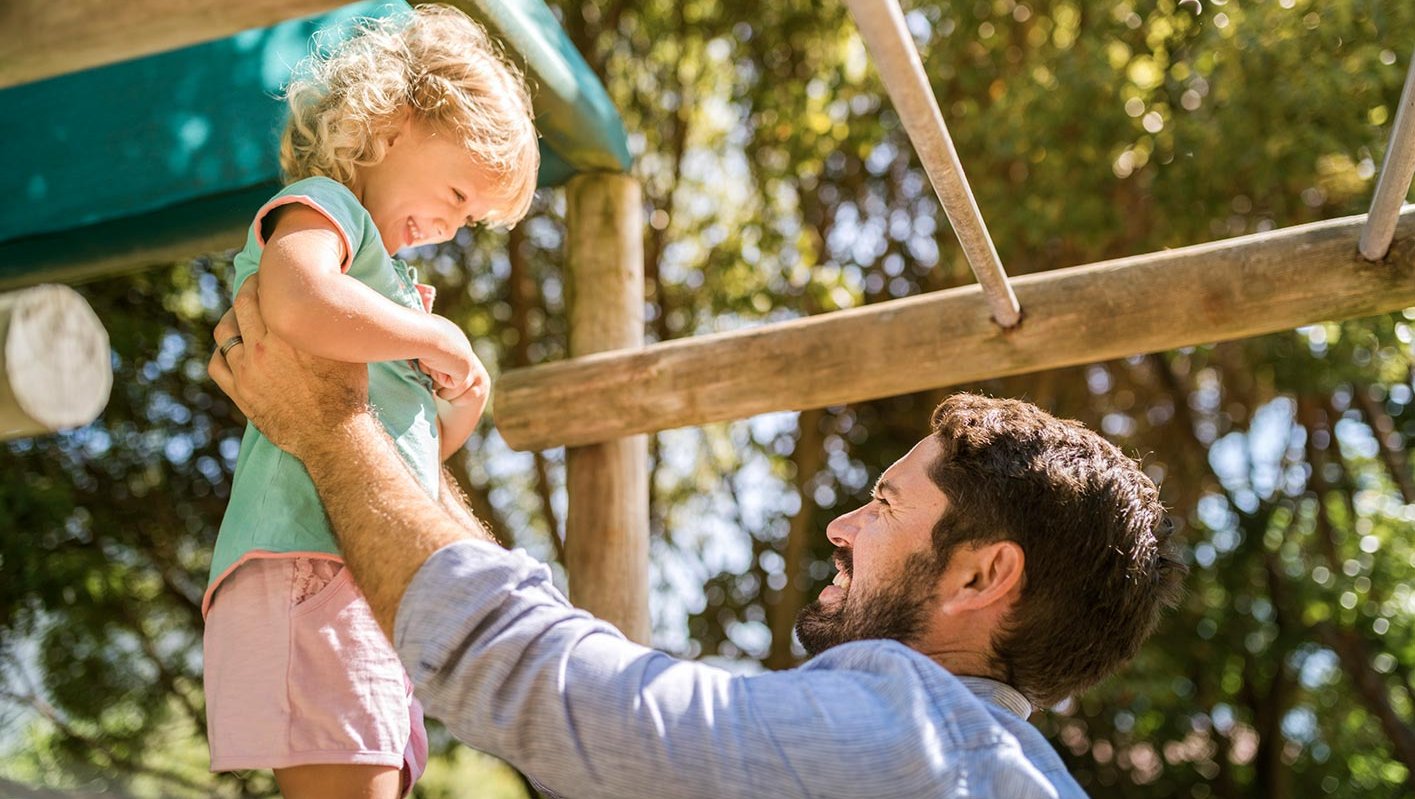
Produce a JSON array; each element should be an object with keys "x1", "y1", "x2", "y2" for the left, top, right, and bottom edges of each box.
[{"x1": 820, "y1": 549, "x2": 853, "y2": 602}]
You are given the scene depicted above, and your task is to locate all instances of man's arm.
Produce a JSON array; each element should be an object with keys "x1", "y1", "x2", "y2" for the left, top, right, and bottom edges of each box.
[
  {"x1": 393, "y1": 543, "x2": 1005, "y2": 799},
  {"x1": 270, "y1": 400, "x2": 820, "y2": 798},
  {"x1": 207, "y1": 274, "x2": 485, "y2": 635},
  {"x1": 297, "y1": 410, "x2": 492, "y2": 636},
  {"x1": 206, "y1": 277, "x2": 1002, "y2": 799},
  {"x1": 438, "y1": 465, "x2": 494, "y2": 540}
]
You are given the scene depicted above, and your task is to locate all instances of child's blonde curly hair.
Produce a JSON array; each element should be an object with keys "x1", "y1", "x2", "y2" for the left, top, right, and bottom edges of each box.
[{"x1": 281, "y1": 4, "x2": 539, "y2": 227}]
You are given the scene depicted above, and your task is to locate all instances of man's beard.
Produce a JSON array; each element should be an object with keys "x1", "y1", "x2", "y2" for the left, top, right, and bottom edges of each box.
[{"x1": 794, "y1": 547, "x2": 943, "y2": 656}]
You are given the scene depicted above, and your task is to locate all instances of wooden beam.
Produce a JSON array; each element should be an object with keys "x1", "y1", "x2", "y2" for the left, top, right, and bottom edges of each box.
[
  {"x1": 561, "y1": 173, "x2": 651, "y2": 645},
  {"x1": 0, "y1": 0, "x2": 347, "y2": 89},
  {"x1": 0, "y1": 285, "x2": 111, "y2": 439},
  {"x1": 496, "y1": 207, "x2": 1415, "y2": 451},
  {"x1": 1361, "y1": 53, "x2": 1415, "y2": 261},
  {"x1": 843, "y1": 0, "x2": 1021, "y2": 327}
]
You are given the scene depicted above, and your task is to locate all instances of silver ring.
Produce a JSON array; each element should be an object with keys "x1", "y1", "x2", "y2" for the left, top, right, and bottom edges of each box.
[{"x1": 219, "y1": 335, "x2": 244, "y2": 358}]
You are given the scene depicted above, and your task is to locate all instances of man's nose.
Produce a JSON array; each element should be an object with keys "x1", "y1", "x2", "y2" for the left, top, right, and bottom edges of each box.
[{"x1": 826, "y1": 507, "x2": 860, "y2": 549}]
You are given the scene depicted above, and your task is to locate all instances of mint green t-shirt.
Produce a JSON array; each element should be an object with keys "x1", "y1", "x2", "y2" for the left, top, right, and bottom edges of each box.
[{"x1": 206, "y1": 177, "x2": 441, "y2": 612}]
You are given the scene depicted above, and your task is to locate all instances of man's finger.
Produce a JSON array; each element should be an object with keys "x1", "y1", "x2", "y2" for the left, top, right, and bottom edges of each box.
[
  {"x1": 207, "y1": 346, "x2": 231, "y2": 390},
  {"x1": 213, "y1": 308, "x2": 239, "y2": 347},
  {"x1": 207, "y1": 347, "x2": 251, "y2": 418},
  {"x1": 231, "y1": 275, "x2": 268, "y2": 342}
]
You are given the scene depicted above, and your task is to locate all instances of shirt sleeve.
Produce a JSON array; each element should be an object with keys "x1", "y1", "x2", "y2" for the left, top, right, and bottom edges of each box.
[
  {"x1": 251, "y1": 177, "x2": 367, "y2": 272},
  {"x1": 394, "y1": 540, "x2": 754, "y2": 797},
  {"x1": 394, "y1": 541, "x2": 938, "y2": 798},
  {"x1": 394, "y1": 541, "x2": 1075, "y2": 799}
]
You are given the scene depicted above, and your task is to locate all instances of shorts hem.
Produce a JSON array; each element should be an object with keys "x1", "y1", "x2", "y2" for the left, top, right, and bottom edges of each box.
[
  {"x1": 210, "y1": 750, "x2": 406, "y2": 773},
  {"x1": 203, "y1": 551, "x2": 346, "y2": 617}
]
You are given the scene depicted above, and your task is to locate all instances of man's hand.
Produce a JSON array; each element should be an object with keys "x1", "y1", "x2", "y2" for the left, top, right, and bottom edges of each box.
[{"x1": 207, "y1": 275, "x2": 370, "y2": 457}]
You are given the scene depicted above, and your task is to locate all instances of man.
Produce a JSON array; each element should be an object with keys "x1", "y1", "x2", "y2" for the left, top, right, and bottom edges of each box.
[{"x1": 208, "y1": 276, "x2": 1186, "y2": 798}]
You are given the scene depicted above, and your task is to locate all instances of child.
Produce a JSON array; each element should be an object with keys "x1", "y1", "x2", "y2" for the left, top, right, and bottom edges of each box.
[{"x1": 201, "y1": 6, "x2": 539, "y2": 797}]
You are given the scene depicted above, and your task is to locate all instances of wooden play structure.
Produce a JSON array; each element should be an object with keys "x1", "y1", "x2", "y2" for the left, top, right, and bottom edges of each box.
[{"x1": 1, "y1": 0, "x2": 1413, "y2": 645}]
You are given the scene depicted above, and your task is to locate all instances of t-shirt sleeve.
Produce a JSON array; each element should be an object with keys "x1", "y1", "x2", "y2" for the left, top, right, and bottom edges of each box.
[
  {"x1": 392, "y1": 541, "x2": 986, "y2": 799},
  {"x1": 251, "y1": 177, "x2": 367, "y2": 273}
]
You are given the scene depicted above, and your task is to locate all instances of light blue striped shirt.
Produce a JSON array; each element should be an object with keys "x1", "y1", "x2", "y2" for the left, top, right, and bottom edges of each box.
[{"x1": 395, "y1": 540, "x2": 1089, "y2": 798}]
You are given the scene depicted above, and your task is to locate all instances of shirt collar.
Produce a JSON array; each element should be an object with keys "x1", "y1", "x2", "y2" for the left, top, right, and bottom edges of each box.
[{"x1": 956, "y1": 675, "x2": 1033, "y2": 719}]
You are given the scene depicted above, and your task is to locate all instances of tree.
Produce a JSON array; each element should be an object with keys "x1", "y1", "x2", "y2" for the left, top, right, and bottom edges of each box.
[{"x1": 4, "y1": 1, "x2": 1415, "y2": 796}]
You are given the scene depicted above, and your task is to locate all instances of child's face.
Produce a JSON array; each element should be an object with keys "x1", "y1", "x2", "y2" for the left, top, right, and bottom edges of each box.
[{"x1": 355, "y1": 117, "x2": 500, "y2": 254}]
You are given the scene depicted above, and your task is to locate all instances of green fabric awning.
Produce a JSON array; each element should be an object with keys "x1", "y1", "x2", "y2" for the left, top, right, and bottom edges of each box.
[{"x1": 0, "y1": 0, "x2": 630, "y2": 288}]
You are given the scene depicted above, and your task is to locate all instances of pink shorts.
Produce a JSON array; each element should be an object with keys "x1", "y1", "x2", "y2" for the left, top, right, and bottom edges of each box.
[{"x1": 203, "y1": 556, "x2": 428, "y2": 793}]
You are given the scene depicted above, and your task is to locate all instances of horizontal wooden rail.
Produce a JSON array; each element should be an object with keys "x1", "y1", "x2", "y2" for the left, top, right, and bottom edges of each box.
[
  {"x1": 495, "y1": 208, "x2": 1415, "y2": 451},
  {"x1": 0, "y1": 0, "x2": 346, "y2": 89}
]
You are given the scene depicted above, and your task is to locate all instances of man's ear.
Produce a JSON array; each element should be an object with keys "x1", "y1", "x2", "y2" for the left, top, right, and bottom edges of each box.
[{"x1": 937, "y1": 541, "x2": 1024, "y2": 615}]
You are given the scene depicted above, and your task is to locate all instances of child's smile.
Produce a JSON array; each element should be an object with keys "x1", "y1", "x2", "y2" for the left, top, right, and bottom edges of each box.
[{"x1": 353, "y1": 116, "x2": 499, "y2": 254}]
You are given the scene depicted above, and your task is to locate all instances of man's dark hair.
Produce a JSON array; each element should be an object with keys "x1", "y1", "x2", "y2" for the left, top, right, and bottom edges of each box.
[{"x1": 928, "y1": 394, "x2": 1186, "y2": 707}]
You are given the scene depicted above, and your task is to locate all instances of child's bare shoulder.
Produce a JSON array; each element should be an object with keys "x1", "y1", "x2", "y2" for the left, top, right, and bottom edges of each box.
[{"x1": 257, "y1": 177, "x2": 362, "y2": 254}]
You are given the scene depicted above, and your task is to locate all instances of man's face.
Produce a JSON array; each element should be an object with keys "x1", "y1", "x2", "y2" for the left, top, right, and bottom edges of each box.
[{"x1": 795, "y1": 437, "x2": 950, "y2": 656}]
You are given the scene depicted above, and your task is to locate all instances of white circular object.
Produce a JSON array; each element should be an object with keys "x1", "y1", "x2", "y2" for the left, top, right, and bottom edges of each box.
[{"x1": 4, "y1": 284, "x2": 112, "y2": 433}]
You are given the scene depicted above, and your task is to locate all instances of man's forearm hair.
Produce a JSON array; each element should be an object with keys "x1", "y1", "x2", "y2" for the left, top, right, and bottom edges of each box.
[{"x1": 298, "y1": 411, "x2": 475, "y2": 637}]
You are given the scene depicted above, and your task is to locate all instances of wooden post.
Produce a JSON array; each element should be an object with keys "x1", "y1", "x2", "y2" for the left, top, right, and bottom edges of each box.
[
  {"x1": 0, "y1": 284, "x2": 111, "y2": 439},
  {"x1": 844, "y1": 0, "x2": 1021, "y2": 327},
  {"x1": 1361, "y1": 52, "x2": 1415, "y2": 261},
  {"x1": 495, "y1": 207, "x2": 1415, "y2": 451},
  {"x1": 563, "y1": 173, "x2": 651, "y2": 644}
]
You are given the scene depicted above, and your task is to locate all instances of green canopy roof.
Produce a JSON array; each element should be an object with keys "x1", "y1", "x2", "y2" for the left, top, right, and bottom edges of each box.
[{"x1": 0, "y1": 0, "x2": 630, "y2": 289}]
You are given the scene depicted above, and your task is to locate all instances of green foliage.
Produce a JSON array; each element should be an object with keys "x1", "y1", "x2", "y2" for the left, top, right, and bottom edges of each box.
[{"x1": 5, "y1": 0, "x2": 1415, "y2": 796}]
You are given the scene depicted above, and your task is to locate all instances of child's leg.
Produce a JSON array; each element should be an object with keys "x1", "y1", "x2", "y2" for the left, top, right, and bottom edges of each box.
[
  {"x1": 205, "y1": 557, "x2": 426, "y2": 796},
  {"x1": 275, "y1": 764, "x2": 402, "y2": 799}
]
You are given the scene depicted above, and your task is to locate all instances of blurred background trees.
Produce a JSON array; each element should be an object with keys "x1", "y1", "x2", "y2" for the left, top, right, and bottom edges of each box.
[{"x1": 4, "y1": 0, "x2": 1415, "y2": 796}]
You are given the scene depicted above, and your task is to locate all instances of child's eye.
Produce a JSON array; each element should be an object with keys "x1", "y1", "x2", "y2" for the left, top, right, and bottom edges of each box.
[{"x1": 453, "y1": 189, "x2": 467, "y2": 204}]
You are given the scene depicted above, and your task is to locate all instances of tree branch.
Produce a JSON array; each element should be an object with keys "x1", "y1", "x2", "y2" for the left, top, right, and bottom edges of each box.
[
  {"x1": 1351, "y1": 385, "x2": 1415, "y2": 504},
  {"x1": 765, "y1": 407, "x2": 827, "y2": 670}
]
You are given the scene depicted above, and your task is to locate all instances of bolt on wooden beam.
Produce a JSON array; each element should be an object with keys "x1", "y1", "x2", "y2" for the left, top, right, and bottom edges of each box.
[
  {"x1": 843, "y1": 0, "x2": 1021, "y2": 327},
  {"x1": 1361, "y1": 52, "x2": 1415, "y2": 262}
]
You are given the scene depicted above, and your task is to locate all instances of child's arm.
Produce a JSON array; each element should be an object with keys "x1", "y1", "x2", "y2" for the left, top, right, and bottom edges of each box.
[
  {"x1": 258, "y1": 205, "x2": 476, "y2": 392},
  {"x1": 436, "y1": 396, "x2": 485, "y2": 461}
]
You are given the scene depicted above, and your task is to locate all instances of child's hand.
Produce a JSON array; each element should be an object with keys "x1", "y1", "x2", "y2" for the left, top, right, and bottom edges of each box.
[
  {"x1": 431, "y1": 358, "x2": 491, "y2": 462},
  {"x1": 422, "y1": 355, "x2": 490, "y2": 405},
  {"x1": 420, "y1": 315, "x2": 484, "y2": 399}
]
